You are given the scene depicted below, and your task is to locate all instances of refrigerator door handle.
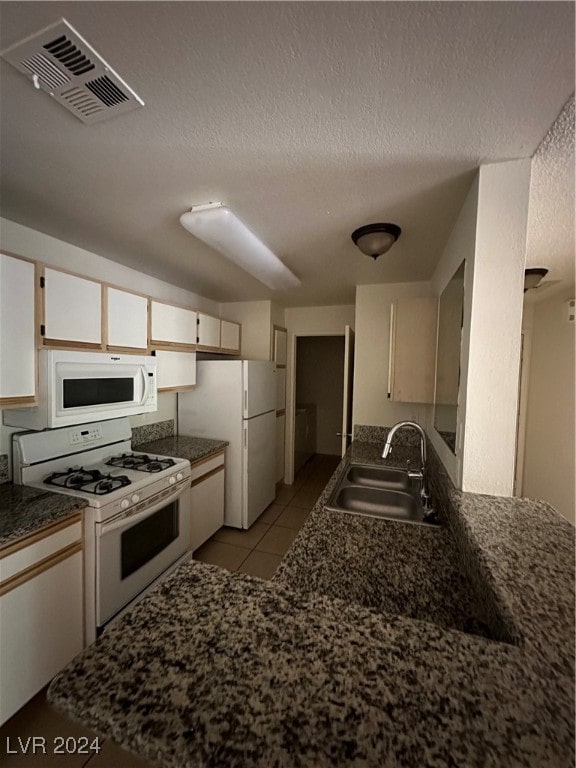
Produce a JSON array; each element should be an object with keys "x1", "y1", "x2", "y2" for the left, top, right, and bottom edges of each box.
[
  {"x1": 244, "y1": 426, "x2": 247, "y2": 448},
  {"x1": 244, "y1": 389, "x2": 248, "y2": 414}
]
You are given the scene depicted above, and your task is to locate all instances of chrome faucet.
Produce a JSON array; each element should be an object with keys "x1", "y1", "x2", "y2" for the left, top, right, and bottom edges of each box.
[{"x1": 382, "y1": 421, "x2": 431, "y2": 509}]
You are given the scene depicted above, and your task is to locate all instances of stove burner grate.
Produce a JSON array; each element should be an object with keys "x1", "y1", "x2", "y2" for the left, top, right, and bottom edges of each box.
[
  {"x1": 44, "y1": 468, "x2": 131, "y2": 495},
  {"x1": 106, "y1": 453, "x2": 176, "y2": 473}
]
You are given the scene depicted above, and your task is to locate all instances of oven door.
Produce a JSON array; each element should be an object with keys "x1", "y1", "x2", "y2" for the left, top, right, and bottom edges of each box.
[{"x1": 96, "y1": 481, "x2": 190, "y2": 628}]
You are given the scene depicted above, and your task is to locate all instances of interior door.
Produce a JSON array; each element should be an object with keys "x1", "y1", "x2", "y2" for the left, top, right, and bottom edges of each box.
[{"x1": 340, "y1": 326, "x2": 355, "y2": 456}]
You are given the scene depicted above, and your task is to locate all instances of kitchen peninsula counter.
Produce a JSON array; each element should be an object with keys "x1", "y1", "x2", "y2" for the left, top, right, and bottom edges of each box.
[
  {"x1": 48, "y1": 441, "x2": 575, "y2": 768},
  {"x1": 0, "y1": 483, "x2": 87, "y2": 549}
]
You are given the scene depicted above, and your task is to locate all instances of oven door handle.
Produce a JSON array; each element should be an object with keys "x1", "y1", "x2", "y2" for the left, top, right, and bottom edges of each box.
[{"x1": 99, "y1": 482, "x2": 189, "y2": 535}]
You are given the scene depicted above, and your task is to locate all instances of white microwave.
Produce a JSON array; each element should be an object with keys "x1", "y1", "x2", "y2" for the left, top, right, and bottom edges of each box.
[{"x1": 3, "y1": 350, "x2": 157, "y2": 430}]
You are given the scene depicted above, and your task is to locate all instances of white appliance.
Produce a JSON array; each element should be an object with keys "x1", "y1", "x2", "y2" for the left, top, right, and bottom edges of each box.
[
  {"x1": 13, "y1": 418, "x2": 191, "y2": 644},
  {"x1": 3, "y1": 349, "x2": 157, "y2": 430},
  {"x1": 178, "y1": 360, "x2": 276, "y2": 529}
]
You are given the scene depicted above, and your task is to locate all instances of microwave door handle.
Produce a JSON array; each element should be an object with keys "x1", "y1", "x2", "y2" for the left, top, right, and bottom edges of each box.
[{"x1": 140, "y1": 367, "x2": 149, "y2": 406}]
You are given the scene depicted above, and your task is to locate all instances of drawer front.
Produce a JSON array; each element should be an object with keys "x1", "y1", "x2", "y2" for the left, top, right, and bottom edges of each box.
[
  {"x1": 189, "y1": 451, "x2": 225, "y2": 483},
  {"x1": 0, "y1": 519, "x2": 82, "y2": 584}
]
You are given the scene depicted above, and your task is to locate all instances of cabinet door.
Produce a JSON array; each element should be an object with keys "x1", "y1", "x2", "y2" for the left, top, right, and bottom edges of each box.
[
  {"x1": 150, "y1": 301, "x2": 197, "y2": 348},
  {"x1": 155, "y1": 350, "x2": 196, "y2": 390},
  {"x1": 0, "y1": 549, "x2": 83, "y2": 726},
  {"x1": 106, "y1": 287, "x2": 148, "y2": 351},
  {"x1": 0, "y1": 254, "x2": 36, "y2": 404},
  {"x1": 197, "y1": 313, "x2": 221, "y2": 350},
  {"x1": 190, "y1": 462, "x2": 225, "y2": 552},
  {"x1": 273, "y1": 327, "x2": 287, "y2": 365},
  {"x1": 43, "y1": 268, "x2": 102, "y2": 346},
  {"x1": 388, "y1": 297, "x2": 438, "y2": 403},
  {"x1": 220, "y1": 320, "x2": 241, "y2": 354}
]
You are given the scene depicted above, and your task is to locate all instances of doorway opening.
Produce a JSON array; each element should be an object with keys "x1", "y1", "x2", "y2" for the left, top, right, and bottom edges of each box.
[{"x1": 294, "y1": 335, "x2": 344, "y2": 475}]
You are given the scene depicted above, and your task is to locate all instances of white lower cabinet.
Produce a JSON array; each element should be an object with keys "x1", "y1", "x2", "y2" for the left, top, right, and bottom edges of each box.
[
  {"x1": 190, "y1": 452, "x2": 225, "y2": 552},
  {"x1": 0, "y1": 518, "x2": 84, "y2": 726}
]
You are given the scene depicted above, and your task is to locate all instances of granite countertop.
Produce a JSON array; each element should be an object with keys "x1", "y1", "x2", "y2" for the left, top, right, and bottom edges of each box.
[
  {"x1": 48, "y1": 440, "x2": 575, "y2": 767},
  {"x1": 134, "y1": 435, "x2": 229, "y2": 465},
  {"x1": 0, "y1": 483, "x2": 88, "y2": 549}
]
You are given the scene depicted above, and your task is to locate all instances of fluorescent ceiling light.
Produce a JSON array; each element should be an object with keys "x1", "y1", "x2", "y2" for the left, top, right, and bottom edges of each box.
[{"x1": 179, "y1": 202, "x2": 301, "y2": 290}]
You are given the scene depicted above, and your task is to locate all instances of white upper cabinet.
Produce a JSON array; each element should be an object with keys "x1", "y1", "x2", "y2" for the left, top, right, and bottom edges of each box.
[
  {"x1": 150, "y1": 300, "x2": 197, "y2": 348},
  {"x1": 43, "y1": 267, "x2": 102, "y2": 346},
  {"x1": 0, "y1": 253, "x2": 36, "y2": 404},
  {"x1": 106, "y1": 287, "x2": 148, "y2": 351},
  {"x1": 273, "y1": 327, "x2": 287, "y2": 366},
  {"x1": 197, "y1": 313, "x2": 221, "y2": 350},
  {"x1": 220, "y1": 319, "x2": 241, "y2": 354},
  {"x1": 388, "y1": 297, "x2": 438, "y2": 403},
  {"x1": 154, "y1": 350, "x2": 196, "y2": 390}
]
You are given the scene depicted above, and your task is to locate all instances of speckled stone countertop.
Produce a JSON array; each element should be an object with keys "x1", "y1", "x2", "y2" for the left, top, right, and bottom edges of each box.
[
  {"x1": 133, "y1": 435, "x2": 228, "y2": 465},
  {"x1": 0, "y1": 483, "x2": 87, "y2": 549},
  {"x1": 48, "y1": 440, "x2": 575, "y2": 767}
]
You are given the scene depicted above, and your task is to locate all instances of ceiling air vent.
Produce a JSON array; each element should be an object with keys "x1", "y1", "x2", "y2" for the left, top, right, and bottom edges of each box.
[{"x1": 1, "y1": 18, "x2": 144, "y2": 124}]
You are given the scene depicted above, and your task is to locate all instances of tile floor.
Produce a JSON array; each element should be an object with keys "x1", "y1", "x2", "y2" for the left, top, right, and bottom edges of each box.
[
  {"x1": 193, "y1": 453, "x2": 340, "y2": 579},
  {"x1": 0, "y1": 454, "x2": 341, "y2": 768}
]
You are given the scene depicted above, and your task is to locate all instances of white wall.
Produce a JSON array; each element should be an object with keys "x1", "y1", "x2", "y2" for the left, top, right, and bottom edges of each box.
[
  {"x1": 0, "y1": 218, "x2": 219, "y2": 313},
  {"x1": 219, "y1": 300, "x2": 273, "y2": 360},
  {"x1": 284, "y1": 305, "x2": 355, "y2": 335},
  {"x1": 0, "y1": 218, "x2": 217, "y2": 480},
  {"x1": 521, "y1": 289, "x2": 575, "y2": 523},
  {"x1": 460, "y1": 159, "x2": 531, "y2": 496},
  {"x1": 429, "y1": 175, "x2": 479, "y2": 485},
  {"x1": 352, "y1": 283, "x2": 432, "y2": 430}
]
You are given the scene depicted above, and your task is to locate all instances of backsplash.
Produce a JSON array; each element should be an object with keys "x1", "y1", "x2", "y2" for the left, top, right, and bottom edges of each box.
[
  {"x1": 131, "y1": 419, "x2": 175, "y2": 447},
  {"x1": 353, "y1": 424, "x2": 421, "y2": 446},
  {"x1": 0, "y1": 454, "x2": 8, "y2": 484}
]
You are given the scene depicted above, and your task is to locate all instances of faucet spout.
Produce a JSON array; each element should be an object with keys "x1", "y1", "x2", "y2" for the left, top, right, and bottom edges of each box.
[{"x1": 382, "y1": 421, "x2": 430, "y2": 507}]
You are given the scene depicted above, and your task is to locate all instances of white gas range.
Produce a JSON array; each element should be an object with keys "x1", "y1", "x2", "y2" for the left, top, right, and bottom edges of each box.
[{"x1": 13, "y1": 418, "x2": 192, "y2": 644}]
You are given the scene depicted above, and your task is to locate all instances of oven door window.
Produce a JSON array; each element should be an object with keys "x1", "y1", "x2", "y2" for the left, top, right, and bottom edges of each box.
[
  {"x1": 121, "y1": 502, "x2": 179, "y2": 579},
  {"x1": 63, "y1": 377, "x2": 134, "y2": 408}
]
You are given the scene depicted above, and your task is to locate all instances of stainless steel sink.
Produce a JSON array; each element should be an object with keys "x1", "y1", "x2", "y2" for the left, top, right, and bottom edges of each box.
[
  {"x1": 346, "y1": 464, "x2": 410, "y2": 491},
  {"x1": 326, "y1": 463, "x2": 441, "y2": 527}
]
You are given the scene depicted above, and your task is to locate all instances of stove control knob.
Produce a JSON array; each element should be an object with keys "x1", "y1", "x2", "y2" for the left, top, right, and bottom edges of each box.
[
  {"x1": 168, "y1": 476, "x2": 176, "y2": 485},
  {"x1": 121, "y1": 499, "x2": 130, "y2": 509},
  {"x1": 176, "y1": 472, "x2": 183, "y2": 481},
  {"x1": 131, "y1": 494, "x2": 140, "y2": 503}
]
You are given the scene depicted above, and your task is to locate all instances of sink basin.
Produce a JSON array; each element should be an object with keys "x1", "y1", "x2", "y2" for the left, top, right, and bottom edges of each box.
[
  {"x1": 346, "y1": 464, "x2": 410, "y2": 491},
  {"x1": 326, "y1": 463, "x2": 441, "y2": 527}
]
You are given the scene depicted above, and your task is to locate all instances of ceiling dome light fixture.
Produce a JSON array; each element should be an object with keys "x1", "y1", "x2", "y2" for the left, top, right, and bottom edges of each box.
[
  {"x1": 524, "y1": 267, "x2": 548, "y2": 292},
  {"x1": 351, "y1": 223, "x2": 401, "y2": 260}
]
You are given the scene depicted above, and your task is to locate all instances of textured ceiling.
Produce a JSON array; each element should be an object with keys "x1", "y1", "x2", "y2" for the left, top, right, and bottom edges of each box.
[{"x1": 0, "y1": 1, "x2": 574, "y2": 306}]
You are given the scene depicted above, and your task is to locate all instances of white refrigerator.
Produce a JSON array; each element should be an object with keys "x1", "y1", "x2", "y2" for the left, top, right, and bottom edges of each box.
[{"x1": 178, "y1": 360, "x2": 276, "y2": 529}]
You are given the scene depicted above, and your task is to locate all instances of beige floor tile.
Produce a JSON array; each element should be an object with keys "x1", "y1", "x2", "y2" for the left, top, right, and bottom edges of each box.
[
  {"x1": 0, "y1": 688, "x2": 100, "y2": 767},
  {"x1": 275, "y1": 506, "x2": 311, "y2": 531},
  {"x1": 237, "y1": 551, "x2": 283, "y2": 580},
  {"x1": 273, "y1": 485, "x2": 298, "y2": 505},
  {"x1": 193, "y1": 540, "x2": 250, "y2": 571},
  {"x1": 289, "y1": 489, "x2": 320, "y2": 510},
  {"x1": 258, "y1": 503, "x2": 285, "y2": 524},
  {"x1": 255, "y1": 525, "x2": 298, "y2": 556},
  {"x1": 85, "y1": 738, "x2": 153, "y2": 767},
  {"x1": 213, "y1": 522, "x2": 269, "y2": 549}
]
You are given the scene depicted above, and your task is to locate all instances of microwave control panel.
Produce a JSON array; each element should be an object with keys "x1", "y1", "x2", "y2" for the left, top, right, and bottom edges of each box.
[{"x1": 70, "y1": 425, "x2": 103, "y2": 446}]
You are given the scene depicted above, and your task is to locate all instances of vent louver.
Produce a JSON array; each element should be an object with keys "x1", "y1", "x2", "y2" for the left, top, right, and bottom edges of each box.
[{"x1": 1, "y1": 18, "x2": 144, "y2": 124}]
